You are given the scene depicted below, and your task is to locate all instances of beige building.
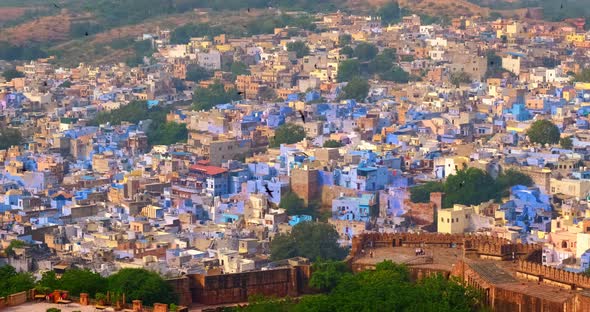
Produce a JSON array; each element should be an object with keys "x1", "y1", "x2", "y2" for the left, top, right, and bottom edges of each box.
[
  {"x1": 438, "y1": 204, "x2": 494, "y2": 234},
  {"x1": 549, "y1": 178, "x2": 590, "y2": 199}
]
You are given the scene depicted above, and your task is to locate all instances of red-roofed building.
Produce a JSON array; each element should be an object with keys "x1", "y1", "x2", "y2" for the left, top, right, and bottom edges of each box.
[{"x1": 189, "y1": 164, "x2": 229, "y2": 196}]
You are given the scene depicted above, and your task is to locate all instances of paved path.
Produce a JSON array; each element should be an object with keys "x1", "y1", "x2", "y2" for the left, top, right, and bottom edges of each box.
[{"x1": 3, "y1": 301, "x2": 99, "y2": 312}]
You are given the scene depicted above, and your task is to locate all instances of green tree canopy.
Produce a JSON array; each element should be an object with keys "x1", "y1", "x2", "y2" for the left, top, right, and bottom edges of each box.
[
  {"x1": 2, "y1": 69, "x2": 24, "y2": 81},
  {"x1": 270, "y1": 221, "x2": 346, "y2": 261},
  {"x1": 230, "y1": 61, "x2": 250, "y2": 80},
  {"x1": 378, "y1": 2, "x2": 403, "y2": 26},
  {"x1": 60, "y1": 269, "x2": 108, "y2": 297},
  {"x1": 236, "y1": 260, "x2": 484, "y2": 312},
  {"x1": 380, "y1": 66, "x2": 410, "y2": 83},
  {"x1": 336, "y1": 59, "x2": 361, "y2": 82},
  {"x1": 450, "y1": 71, "x2": 472, "y2": 86},
  {"x1": 339, "y1": 46, "x2": 354, "y2": 58},
  {"x1": 186, "y1": 65, "x2": 213, "y2": 82},
  {"x1": 148, "y1": 122, "x2": 187, "y2": 146},
  {"x1": 287, "y1": 41, "x2": 310, "y2": 58},
  {"x1": 0, "y1": 265, "x2": 35, "y2": 298},
  {"x1": 353, "y1": 43, "x2": 378, "y2": 62},
  {"x1": 526, "y1": 119, "x2": 560, "y2": 146},
  {"x1": 575, "y1": 68, "x2": 590, "y2": 83},
  {"x1": 270, "y1": 123, "x2": 306, "y2": 147},
  {"x1": 0, "y1": 128, "x2": 23, "y2": 150},
  {"x1": 411, "y1": 168, "x2": 533, "y2": 208},
  {"x1": 338, "y1": 34, "x2": 352, "y2": 47},
  {"x1": 5, "y1": 239, "x2": 26, "y2": 256},
  {"x1": 560, "y1": 136, "x2": 573, "y2": 149},
  {"x1": 193, "y1": 82, "x2": 241, "y2": 111},
  {"x1": 37, "y1": 271, "x2": 60, "y2": 292},
  {"x1": 323, "y1": 140, "x2": 343, "y2": 148},
  {"x1": 107, "y1": 268, "x2": 177, "y2": 306},
  {"x1": 409, "y1": 181, "x2": 444, "y2": 203},
  {"x1": 309, "y1": 260, "x2": 351, "y2": 292},
  {"x1": 279, "y1": 192, "x2": 308, "y2": 215},
  {"x1": 340, "y1": 77, "x2": 369, "y2": 102}
]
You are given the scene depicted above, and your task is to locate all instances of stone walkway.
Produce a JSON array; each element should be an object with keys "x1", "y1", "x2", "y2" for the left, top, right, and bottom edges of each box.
[{"x1": 3, "y1": 301, "x2": 99, "y2": 312}]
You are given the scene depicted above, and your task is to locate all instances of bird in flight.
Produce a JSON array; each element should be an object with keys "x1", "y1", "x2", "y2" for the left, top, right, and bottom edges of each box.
[
  {"x1": 299, "y1": 110, "x2": 306, "y2": 123},
  {"x1": 263, "y1": 184, "x2": 274, "y2": 199}
]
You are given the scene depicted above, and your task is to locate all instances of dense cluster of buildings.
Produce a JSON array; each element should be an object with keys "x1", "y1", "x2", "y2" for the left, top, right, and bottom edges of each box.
[{"x1": 1, "y1": 9, "x2": 590, "y2": 307}]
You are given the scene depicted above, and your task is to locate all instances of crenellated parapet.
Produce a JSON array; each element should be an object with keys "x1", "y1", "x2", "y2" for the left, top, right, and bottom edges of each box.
[{"x1": 350, "y1": 232, "x2": 541, "y2": 260}]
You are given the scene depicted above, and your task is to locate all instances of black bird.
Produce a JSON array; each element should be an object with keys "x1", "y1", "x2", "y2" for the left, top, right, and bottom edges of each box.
[
  {"x1": 85, "y1": 31, "x2": 89, "y2": 36},
  {"x1": 298, "y1": 110, "x2": 305, "y2": 123},
  {"x1": 263, "y1": 184, "x2": 274, "y2": 199},
  {"x1": 247, "y1": 7, "x2": 251, "y2": 12},
  {"x1": 53, "y1": 3, "x2": 60, "y2": 9}
]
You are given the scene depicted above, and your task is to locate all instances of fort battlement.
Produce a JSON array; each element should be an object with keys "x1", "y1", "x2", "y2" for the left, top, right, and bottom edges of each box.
[
  {"x1": 350, "y1": 232, "x2": 541, "y2": 261},
  {"x1": 517, "y1": 260, "x2": 590, "y2": 290}
]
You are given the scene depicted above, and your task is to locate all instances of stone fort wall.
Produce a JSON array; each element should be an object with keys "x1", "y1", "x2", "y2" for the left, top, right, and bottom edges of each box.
[
  {"x1": 350, "y1": 232, "x2": 541, "y2": 260},
  {"x1": 185, "y1": 265, "x2": 312, "y2": 306}
]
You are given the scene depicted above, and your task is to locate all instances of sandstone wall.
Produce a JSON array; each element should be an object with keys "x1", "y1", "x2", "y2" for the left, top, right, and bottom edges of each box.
[{"x1": 188, "y1": 266, "x2": 310, "y2": 305}]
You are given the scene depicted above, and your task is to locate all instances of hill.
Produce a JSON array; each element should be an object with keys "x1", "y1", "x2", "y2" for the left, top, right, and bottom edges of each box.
[{"x1": 0, "y1": 0, "x2": 586, "y2": 64}]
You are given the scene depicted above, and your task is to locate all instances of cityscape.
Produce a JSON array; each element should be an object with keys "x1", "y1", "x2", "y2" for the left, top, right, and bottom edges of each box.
[{"x1": 0, "y1": 0, "x2": 589, "y2": 311}]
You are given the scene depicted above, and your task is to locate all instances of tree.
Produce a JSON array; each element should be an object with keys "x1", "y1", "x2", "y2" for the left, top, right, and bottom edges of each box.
[
  {"x1": 323, "y1": 140, "x2": 343, "y2": 148},
  {"x1": 59, "y1": 80, "x2": 72, "y2": 88},
  {"x1": 542, "y1": 57, "x2": 560, "y2": 69},
  {"x1": 380, "y1": 66, "x2": 410, "y2": 83},
  {"x1": 339, "y1": 46, "x2": 354, "y2": 58},
  {"x1": 269, "y1": 234, "x2": 298, "y2": 261},
  {"x1": 242, "y1": 260, "x2": 484, "y2": 312},
  {"x1": 443, "y1": 168, "x2": 498, "y2": 208},
  {"x1": 287, "y1": 41, "x2": 310, "y2": 58},
  {"x1": 0, "y1": 265, "x2": 35, "y2": 298},
  {"x1": 0, "y1": 128, "x2": 23, "y2": 150},
  {"x1": 270, "y1": 123, "x2": 306, "y2": 147},
  {"x1": 108, "y1": 268, "x2": 177, "y2": 306},
  {"x1": 526, "y1": 119, "x2": 560, "y2": 146},
  {"x1": 340, "y1": 77, "x2": 369, "y2": 102},
  {"x1": 336, "y1": 59, "x2": 361, "y2": 82},
  {"x1": 149, "y1": 122, "x2": 188, "y2": 146},
  {"x1": 279, "y1": 192, "x2": 307, "y2": 215},
  {"x1": 37, "y1": 271, "x2": 60, "y2": 291},
  {"x1": 488, "y1": 12, "x2": 502, "y2": 21},
  {"x1": 497, "y1": 169, "x2": 533, "y2": 190},
  {"x1": 338, "y1": 34, "x2": 352, "y2": 47},
  {"x1": 560, "y1": 136, "x2": 573, "y2": 149},
  {"x1": 378, "y1": 2, "x2": 403, "y2": 26},
  {"x1": 5, "y1": 239, "x2": 26, "y2": 256},
  {"x1": 193, "y1": 82, "x2": 241, "y2": 111},
  {"x1": 60, "y1": 269, "x2": 107, "y2": 297},
  {"x1": 185, "y1": 64, "x2": 213, "y2": 82},
  {"x1": 575, "y1": 68, "x2": 590, "y2": 83},
  {"x1": 410, "y1": 181, "x2": 444, "y2": 203},
  {"x1": 450, "y1": 71, "x2": 472, "y2": 86},
  {"x1": 171, "y1": 78, "x2": 186, "y2": 92},
  {"x1": 309, "y1": 261, "x2": 351, "y2": 292},
  {"x1": 270, "y1": 221, "x2": 346, "y2": 261},
  {"x1": 2, "y1": 69, "x2": 24, "y2": 81},
  {"x1": 230, "y1": 61, "x2": 250, "y2": 79},
  {"x1": 353, "y1": 43, "x2": 378, "y2": 61}
]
